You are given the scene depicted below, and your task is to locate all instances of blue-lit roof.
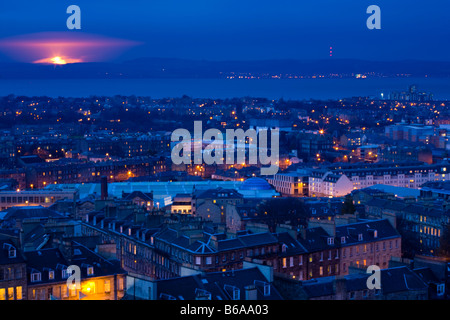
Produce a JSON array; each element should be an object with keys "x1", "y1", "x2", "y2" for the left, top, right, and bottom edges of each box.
[{"x1": 239, "y1": 177, "x2": 273, "y2": 191}]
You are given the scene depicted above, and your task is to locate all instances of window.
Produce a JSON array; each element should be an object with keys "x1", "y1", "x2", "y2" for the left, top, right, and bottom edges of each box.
[
  {"x1": 49, "y1": 270, "x2": 55, "y2": 280},
  {"x1": 206, "y1": 257, "x2": 212, "y2": 265},
  {"x1": 8, "y1": 247, "x2": 16, "y2": 258},
  {"x1": 62, "y1": 285, "x2": 69, "y2": 298},
  {"x1": 358, "y1": 234, "x2": 363, "y2": 241},
  {"x1": 282, "y1": 258, "x2": 287, "y2": 268},
  {"x1": 263, "y1": 284, "x2": 271, "y2": 296},
  {"x1": 195, "y1": 256, "x2": 201, "y2": 265},
  {"x1": 87, "y1": 266, "x2": 94, "y2": 276},
  {"x1": 31, "y1": 272, "x2": 41, "y2": 282},
  {"x1": 62, "y1": 268, "x2": 71, "y2": 279},
  {"x1": 319, "y1": 266, "x2": 323, "y2": 276},
  {"x1": 341, "y1": 236, "x2": 346, "y2": 244},
  {"x1": 118, "y1": 278, "x2": 124, "y2": 291},
  {"x1": 104, "y1": 280, "x2": 111, "y2": 293},
  {"x1": 0, "y1": 288, "x2": 5, "y2": 300},
  {"x1": 232, "y1": 288, "x2": 240, "y2": 300},
  {"x1": 15, "y1": 267, "x2": 22, "y2": 280},
  {"x1": 16, "y1": 286, "x2": 22, "y2": 300},
  {"x1": 437, "y1": 284, "x2": 445, "y2": 295},
  {"x1": 290, "y1": 257, "x2": 294, "y2": 267},
  {"x1": 7, "y1": 287, "x2": 14, "y2": 300},
  {"x1": 299, "y1": 255, "x2": 303, "y2": 265},
  {"x1": 363, "y1": 290, "x2": 368, "y2": 298},
  {"x1": 327, "y1": 237, "x2": 334, "y2": 245}
]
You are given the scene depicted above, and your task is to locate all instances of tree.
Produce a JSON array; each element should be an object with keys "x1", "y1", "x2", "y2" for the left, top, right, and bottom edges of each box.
[{"x1": 341, "y1": 194, "x2": 356, "y2": 215}]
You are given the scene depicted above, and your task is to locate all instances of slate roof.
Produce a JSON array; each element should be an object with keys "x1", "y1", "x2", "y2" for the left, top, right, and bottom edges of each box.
[
  {"x1": 335, "y1": 219, "x2": 400, "y2": 246},
  {"x1": 380, "y1": 266, "x2": 428, "y2": 294},
  {"x1": 300, "y1": 277, "x2": 335, "y2": 298},
  {"x1": 154, "y1": 228, "x2": 278, "y2": 254},
  {"x1": 0, "y1": 206, "x2": 65, "y2": 221},
  {"x1": 300, "y1": 266, "x2": 428, "y2": 299},
  {"x1": 299, "y1": 227, "x2": 335, "y2": 252},
  {"x1": 274, "y1": 232, "x2": 308, "y2": 256},
  {"x1": 122, "y1": 191, "x2": 153, "y2": 201},
  {"x1": 156, "y1": 267, "x2": 283, "y2": 300},
  {"x1": 194, "y1": 187, "x2": 243, "y2": 200},
  {"x1": 413, "y1": 267, "x2": 441, "y2": 284},
  {"x1": 24, "y1": 248, "x2": 69, "y2": 283},
  {"x1": 304, "y1": 201, "x2": 343, "y2": 217},
  {"x1": 24, "y1": 241, "x2": 125, "y2": 284}
]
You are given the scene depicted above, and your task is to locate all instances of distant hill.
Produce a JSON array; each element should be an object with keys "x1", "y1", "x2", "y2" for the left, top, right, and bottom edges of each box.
[{"x1": 0, "y1": 58, "x2": 449, "y2": 79}]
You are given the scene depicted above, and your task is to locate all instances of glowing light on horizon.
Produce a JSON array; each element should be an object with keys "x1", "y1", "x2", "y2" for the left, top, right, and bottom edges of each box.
[
  {"x1": 0, "y1": 32, "x2": 141, "y2": 63},
  {"x1": 33, "y1": 56, "x2": 83, "y2": 65}
]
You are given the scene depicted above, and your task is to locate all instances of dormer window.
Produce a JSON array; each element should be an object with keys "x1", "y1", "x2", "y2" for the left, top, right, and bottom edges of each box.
[
  {"x1": 374, "y1": 230, "x2": 378, "y2": 238},
  {"x1": 49, "y1": 270, "x2": 55, "y2": 280},
  {"x1": 233, "y1": 288, "x2": 240, "y2": 300},
  {"x1": 87, "y1": 266, "x2": 94, "y2": 276},
  {"x1": 3, "y1": 243, "x2": 16, "y2": 258},
  {"x1": 62, "y1": 268, "x2": 71, "y2": 279},
  {"x1": 281, "y1": 244, "x2": 287, "y2": 253},
  {"x1": 264, "y1": 283, "x2": 271, "y2": 296},
  {"x1": 327, "y1": 237, "x2": 334, "y2": 245},
  {"x1": 358, "y1": 234, "x2": 363, "y2": 241},
  {"x1": 31, "y1": 272, "x2": 41, "y2": 282},
  {"x1": 341, "y1": 236, "x2": 346, "y2": 244}
]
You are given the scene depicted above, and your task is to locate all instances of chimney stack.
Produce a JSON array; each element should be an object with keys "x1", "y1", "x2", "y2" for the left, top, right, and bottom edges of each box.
[
  {"x1": 101, "y1": 176, "x2": 108, "y2": 200},
  {"x1": 244, "y1": 285, "x2": 258, "y2": 300}
]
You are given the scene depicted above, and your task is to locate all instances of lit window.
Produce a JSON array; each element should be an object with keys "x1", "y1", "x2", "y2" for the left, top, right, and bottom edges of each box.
[
  {"x1": 7, "y1": 287, "x2": 13, "y2": 300},
  {"x1": 16, "y1": 286, "x2": 22, "y2": 300},
  {"x1": 104, "y1": 280, "x2": 111, "y2": 293}
]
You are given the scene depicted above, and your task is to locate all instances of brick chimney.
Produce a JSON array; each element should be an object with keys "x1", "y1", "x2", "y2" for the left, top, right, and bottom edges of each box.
[{"x1": 101, "y1": 176, "x2": 108, "y2": 200}]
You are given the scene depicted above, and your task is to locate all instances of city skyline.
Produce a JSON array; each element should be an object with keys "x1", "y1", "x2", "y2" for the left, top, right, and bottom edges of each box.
[{"x1": 0, "y1": 0, "x2": 449, "y2": 307}]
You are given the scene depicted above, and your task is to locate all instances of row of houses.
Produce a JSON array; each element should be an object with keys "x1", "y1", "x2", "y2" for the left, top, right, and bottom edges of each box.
[
  {"x1": 269, "y1": 161, "x2": 450, "y2": 198},
  {"x1": 0, "y1": 238, "x2": 126, "y2": 300}
]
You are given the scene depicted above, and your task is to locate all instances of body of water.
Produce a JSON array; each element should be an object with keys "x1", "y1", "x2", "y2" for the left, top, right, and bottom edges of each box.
[{"x1": 0, "y1": 77, "x2": 449, "y2": 100}]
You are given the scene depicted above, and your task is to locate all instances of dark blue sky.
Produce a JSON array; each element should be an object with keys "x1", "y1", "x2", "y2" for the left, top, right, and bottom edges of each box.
[{"x1": 0, "y1": 0, "x2": 448, "y2": 61}]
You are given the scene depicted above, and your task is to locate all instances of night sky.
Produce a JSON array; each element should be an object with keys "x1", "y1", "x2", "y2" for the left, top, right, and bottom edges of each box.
[{"x1": 0, "y1": 0, "x2": 448, "y2": 62}]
